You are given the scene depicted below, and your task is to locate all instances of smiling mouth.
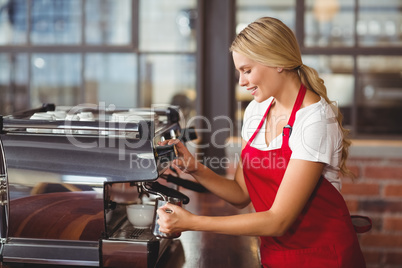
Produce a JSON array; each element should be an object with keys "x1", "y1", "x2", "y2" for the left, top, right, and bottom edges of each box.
[{"x1": 248, "y1": 87, "x2": 257, "y2": 95}]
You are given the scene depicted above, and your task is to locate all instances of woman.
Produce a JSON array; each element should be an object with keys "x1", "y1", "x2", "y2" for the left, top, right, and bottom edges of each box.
[{"x1": 157, "y1": 17, "x2": 365, "y2": 268}]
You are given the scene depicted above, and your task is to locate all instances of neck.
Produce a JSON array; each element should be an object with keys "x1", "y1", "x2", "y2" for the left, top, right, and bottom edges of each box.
[{"x1": 273, "y1": 72, "x2": 301, "y2": 111}]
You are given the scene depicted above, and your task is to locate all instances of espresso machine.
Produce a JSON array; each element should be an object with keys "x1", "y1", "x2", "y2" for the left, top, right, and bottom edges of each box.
[{"x1": 0, "y1": 103, "x2": 198, "y2": 267}]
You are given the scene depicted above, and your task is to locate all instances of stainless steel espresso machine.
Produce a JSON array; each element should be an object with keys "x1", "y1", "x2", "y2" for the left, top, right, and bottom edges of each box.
[{"x1": 0, "y1": 104, "x2": 198, "y2": 267}]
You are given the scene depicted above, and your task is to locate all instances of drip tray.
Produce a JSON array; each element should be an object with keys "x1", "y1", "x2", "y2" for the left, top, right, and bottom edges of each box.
[{"x1": 110, "y1": 220, "x2": 155, "y2": 241}]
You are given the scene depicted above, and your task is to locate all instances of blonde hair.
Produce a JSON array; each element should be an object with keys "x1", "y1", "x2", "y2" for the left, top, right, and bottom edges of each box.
[{"x1": 230, "y1": 17, "x2": 353, "y2": 178}]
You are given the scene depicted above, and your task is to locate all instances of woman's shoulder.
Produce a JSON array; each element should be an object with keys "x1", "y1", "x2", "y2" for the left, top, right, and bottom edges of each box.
[
  {"x1": 290, "y1": 96, "x2": 342, "y2": 167},
  {"x1": 295, "y1": 97, "x2": 336, "y2": 122},
  {"x1": 293, "y1": 97, "x2": 341, "y2": 142}
]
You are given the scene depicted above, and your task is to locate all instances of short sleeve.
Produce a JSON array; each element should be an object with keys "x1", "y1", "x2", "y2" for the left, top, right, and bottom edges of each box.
[{"x1": 290, "y1": 100, "x2": 342, "y2": 166}]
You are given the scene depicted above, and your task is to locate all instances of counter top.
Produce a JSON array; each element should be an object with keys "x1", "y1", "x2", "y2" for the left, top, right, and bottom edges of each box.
[{"x1": 348, "y1": 139, "x2": 402, "y2": 159}]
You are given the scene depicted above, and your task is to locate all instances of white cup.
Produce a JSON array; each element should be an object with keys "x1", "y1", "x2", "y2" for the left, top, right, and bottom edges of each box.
[{"x1": 126, "y1": 204, "x2": 155, "y2": 229}]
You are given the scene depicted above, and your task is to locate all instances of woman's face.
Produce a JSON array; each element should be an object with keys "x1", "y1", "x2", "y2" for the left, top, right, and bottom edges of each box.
[{"x1": 232, "y1": 51, "x2": 281, "y2": 103}]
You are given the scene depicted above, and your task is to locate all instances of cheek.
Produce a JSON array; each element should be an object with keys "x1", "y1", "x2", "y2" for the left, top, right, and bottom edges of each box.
[
  {"x1": 257, "y1": 75, "x2": 271, "y2": 89},
  {"x1": 249, "y1": 73, "x2": 262, "y2": 85},
  {"x1": 254, "y1": 70, "x2": 270, "y2": 83}
]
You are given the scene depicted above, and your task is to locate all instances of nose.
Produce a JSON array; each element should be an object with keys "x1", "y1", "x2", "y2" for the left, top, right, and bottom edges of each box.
[{"x1": 238, "y1": 74, "x2": 248, "y2": 87}]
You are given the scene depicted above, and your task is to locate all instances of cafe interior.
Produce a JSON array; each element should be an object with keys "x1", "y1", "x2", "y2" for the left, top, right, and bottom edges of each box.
[{"x1": 0, "y1": 0, "x2": 401, "y2": 267}]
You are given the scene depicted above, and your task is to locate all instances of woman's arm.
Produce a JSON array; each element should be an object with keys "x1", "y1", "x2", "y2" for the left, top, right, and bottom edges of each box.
[
  {"x1": 185, "y1": 161, "x2": 251, "y2": 208},
  {"x1": 161, "y1": 139, "x2": 251, "y2": 208},
  {"x1": 158, "y1": 159, "x2": 324, "y2": 237}
]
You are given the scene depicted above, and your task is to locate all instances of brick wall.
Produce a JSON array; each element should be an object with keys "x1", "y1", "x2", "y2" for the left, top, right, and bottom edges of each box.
[{"x1": 342, "y1": 156, "x2": 402, "y2": 268}]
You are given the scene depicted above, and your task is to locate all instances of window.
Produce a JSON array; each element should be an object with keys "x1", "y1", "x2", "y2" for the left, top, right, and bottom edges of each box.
[
  {"x1": 302, "y1": 55, "x2": 354, "y2": 128},
  {"x1": 235, "y1": 0, "x2": 402, "y2": 138},
  {"x1": 0, "y1": 0, "x2": 197, "y2": 121},
  {"x1": 305, "y1": 0, "x2": 355, "y2": 47},
  {"x1": 357, "y1": 55, "x2": 402, "y2": 135},
  {"x1": 1, "y1": 0, "x2": 401, "y2": 138}
]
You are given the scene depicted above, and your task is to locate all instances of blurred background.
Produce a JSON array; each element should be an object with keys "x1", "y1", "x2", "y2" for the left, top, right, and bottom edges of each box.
[
  {"x1": 1, "y1": 0, "x2": 402, "y2": 138},
  {"x1": 0, "y1": 1, "x2": 401, "y2": 267}
]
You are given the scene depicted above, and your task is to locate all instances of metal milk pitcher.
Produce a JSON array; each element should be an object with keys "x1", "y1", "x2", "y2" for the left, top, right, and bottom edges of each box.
[{"x1": 152, "y1": 197, "x2": 182, "y2": 238}]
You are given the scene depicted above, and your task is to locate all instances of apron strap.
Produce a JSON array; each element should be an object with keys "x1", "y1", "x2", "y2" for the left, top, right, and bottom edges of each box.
[
  {"x1": 247, "y1": 98, "x2": 275, "y2": 145},
  {"x1": 282, "y1": 84, "x2": 307, "y2": 149}
]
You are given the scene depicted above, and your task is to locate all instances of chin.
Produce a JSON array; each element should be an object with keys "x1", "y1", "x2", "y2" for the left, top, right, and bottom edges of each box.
[{"x1": 253, "y1": 95, "x2": 269, "y2": 103}]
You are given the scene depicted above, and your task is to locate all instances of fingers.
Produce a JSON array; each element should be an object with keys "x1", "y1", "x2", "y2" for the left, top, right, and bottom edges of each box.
[
  {"x1": 169, "y1": 164, "x2": 184, "y2": 175},
  {"x1": 172, "y1": 159, "x2": 191, "y2": 173},
  {"x1": 172, "y1": 140, "x2": 186, "y2": 149},
  {"x1": 161, "y1": 203, "x2": 177, "y2": 213},
  {"x1": 156, "y1": 204, "x2": 180, "y2": 233},
  {"x1": 157, "y1": 139, "x2": 194, "y2": 173},
  {"x1": 157, "y1": 204, "x2": 175, "y2": 232},
  {"x1": 157, "y1": 139, "x2": 181, "y2": 146}
]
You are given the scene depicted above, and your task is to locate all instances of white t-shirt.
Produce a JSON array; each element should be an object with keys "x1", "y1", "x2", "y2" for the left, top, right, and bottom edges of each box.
[{"x1": 241, "y1": 96, "x2": 343, "y2": 191}]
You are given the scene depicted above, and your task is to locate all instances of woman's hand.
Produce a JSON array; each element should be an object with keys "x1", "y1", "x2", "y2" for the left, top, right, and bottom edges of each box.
[
  {"x1": 158, "y1": 139, "x2": 200, "y2": 174},
  {"x1": 156, "y1": 203, "x2": 194, "y2": 234}
]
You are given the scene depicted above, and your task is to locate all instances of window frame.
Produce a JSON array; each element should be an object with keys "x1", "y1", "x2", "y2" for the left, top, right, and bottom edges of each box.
[{"x1": 296, "y1": 0, "x2": 402, "y2": 138}]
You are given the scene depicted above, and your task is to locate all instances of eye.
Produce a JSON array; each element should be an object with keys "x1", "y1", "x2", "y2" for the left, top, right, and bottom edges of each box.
[{"x1": 243, "y1": 69, "x2": 251, "y2": 74}]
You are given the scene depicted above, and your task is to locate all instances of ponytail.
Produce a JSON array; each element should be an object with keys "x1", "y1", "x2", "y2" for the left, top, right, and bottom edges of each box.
[{"x1": 299, "y1": 64, "x2": 354, "y2": 178}]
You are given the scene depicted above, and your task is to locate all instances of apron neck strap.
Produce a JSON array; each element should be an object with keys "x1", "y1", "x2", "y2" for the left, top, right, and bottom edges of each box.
[
  {"x1": 247, "y1": 84, "x2": 307, "y2": 146},
  {"x1": 282, "y1": 84, "x2": 307, "y2": 148},
  {"x1": 248, "y1": 98, "x2": 275, "y2": 144}
]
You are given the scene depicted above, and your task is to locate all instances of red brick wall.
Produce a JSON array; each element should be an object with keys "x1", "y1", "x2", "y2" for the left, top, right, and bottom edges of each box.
[{"x1": 342, "y1": 157, "x2": 402, "y2": 268}]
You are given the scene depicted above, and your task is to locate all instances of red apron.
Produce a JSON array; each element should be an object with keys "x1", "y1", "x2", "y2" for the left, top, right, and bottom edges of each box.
[{"x1": 241, "y1": 85, "x2": 365, "y2": 268}]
